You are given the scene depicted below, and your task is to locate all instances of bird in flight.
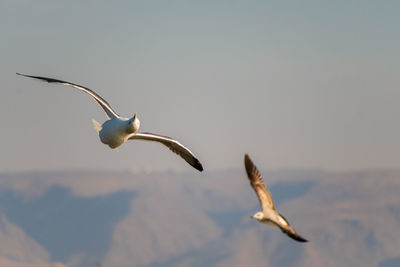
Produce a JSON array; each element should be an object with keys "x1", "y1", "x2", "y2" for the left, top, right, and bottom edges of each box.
[
  {"x1": 244, "y1": 154, "x2": 307, "y2": 242},
  {"x1": 17, "y1": 73, "x2": 203, "y2": 172}
]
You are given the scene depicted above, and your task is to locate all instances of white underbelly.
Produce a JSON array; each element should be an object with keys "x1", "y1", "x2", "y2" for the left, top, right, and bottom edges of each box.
[
  {"x1": 99, "y1": 128, "x2": 126, "y2": 149},
  {"x1": 262, "y1": 220, "x2": 276, "y2": 226}
]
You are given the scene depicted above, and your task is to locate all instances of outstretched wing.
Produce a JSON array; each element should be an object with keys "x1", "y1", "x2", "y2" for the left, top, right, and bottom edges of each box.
[
  {"x1": 277, "y1": 214, "x2": 308, "y2": 242},
  {"x1": 244, "y1": 154, "x2": 275, "y2": 211},
  {"x1": 129, "y1": 132, "x2": 203, "y2": 172},
  {"x1": 17, "y1": 73, "x2": 119, "y2": 119}
]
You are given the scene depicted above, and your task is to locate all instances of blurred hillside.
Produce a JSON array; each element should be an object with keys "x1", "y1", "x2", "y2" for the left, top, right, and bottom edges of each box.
[{"x1": 0, "y1": 169, "x2": 399, "y2": 267}]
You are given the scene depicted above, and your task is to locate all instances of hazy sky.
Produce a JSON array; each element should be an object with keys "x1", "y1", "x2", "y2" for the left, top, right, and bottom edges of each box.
[{"x1": 1, "y1": 0, "x2": 399, "y2": 172}]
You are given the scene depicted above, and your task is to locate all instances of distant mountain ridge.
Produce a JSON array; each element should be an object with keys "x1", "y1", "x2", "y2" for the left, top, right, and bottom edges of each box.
[{"x1": 0, "y1": 169, "x2": 399, "y2": 267}]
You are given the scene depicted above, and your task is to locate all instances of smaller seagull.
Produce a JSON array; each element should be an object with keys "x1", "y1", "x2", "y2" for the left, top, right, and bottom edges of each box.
[
  {"x1": 17, "y1": 73, "x2": 203, "y2": 172},
  {"x1": 244, "y1": 154, "x2": 308, "y2": 242}
]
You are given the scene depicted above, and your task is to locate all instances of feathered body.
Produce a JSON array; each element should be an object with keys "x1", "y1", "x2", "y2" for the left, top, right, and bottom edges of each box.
[{"x1": 93, "y1": 115, "x2": 140, "y2": 149}]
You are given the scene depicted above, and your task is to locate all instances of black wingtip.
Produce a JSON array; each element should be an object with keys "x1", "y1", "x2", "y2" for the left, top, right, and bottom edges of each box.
[
  {"x1": 279, "y1": 220, "x2": 308, "y2": 243},
  {"x1": 16, "y1": 73, "x2": 43, "y2": 80},
  {"x1": 244, "y1": 153, "x2": 255, "y2": 177},
  {"x1": 193, "y1": 159, "x2": 203, "y2": 172},
  {"x1": 295, "y1": 237, "x2": 308, "y2": 243},
  {"x1": 286, "y1": 232, "x2": 308, "y2": 243},
  {"x1": 294, "y1": 236, "x2": 308, "y2": 243},
  {"x1": 244, "y1": 154, "x2": 252, "y2": 166},
  {"x1": 16, "y1": 73, "x2": 55, "y2": 83}
]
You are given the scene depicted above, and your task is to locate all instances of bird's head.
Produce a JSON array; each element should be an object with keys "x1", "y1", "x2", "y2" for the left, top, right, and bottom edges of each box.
[
  {"x1": 127, "y1": 113, "x2": 140, "y2": 133},
  {"x1": 250, "y1": 212, "x2": 264, "y2": 221}
]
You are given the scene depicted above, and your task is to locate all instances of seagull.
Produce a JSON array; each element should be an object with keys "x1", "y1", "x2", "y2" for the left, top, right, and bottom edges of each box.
[
  {"x1": 17, "y1": 73, "x2": 203, "y2": 172},
  {"x1": 244, "y1": 154, "x2": 307, "y2": 242}
]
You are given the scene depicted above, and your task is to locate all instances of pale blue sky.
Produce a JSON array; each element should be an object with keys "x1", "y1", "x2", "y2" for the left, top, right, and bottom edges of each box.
[{"x1": 1, "y1": 0, "x2": 399, "y2": 172}]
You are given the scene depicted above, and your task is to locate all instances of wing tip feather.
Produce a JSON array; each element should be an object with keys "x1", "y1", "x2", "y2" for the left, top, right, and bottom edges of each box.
[
  {"x1": 244, "y1": 153, "x2": 255, "y2": 178},
  {"x1": 286, "y1": 231, "x2": 309, "y2": 243},
  {"x1": 193, "y1": 158, "x2": 203, "y2": 172}
]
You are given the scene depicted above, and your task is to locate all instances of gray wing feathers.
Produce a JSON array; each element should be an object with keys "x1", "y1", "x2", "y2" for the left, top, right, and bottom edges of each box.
[
  {"x1": 16, "y1": 73, "x2": 119, "y2": 119},
  {"x1": 244, "y1": 154, "x2": 275, "y2": 211},
  {"x1": 129, "y1": 133, "x2": 203, "y2": 172}
]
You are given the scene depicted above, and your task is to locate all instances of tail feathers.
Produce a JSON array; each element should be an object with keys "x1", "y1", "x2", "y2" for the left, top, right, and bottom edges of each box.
[{"x1": 92, "y1": 119, "x2": 102, "y2": 133}]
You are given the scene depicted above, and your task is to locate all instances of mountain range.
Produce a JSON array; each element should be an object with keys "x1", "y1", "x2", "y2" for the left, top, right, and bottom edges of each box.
[{"x1": 0, "y1": 168, "x2": 399, "y2": 267}]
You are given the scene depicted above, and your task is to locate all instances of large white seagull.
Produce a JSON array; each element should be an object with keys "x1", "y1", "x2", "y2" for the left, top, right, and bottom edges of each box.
[{"x1": 17, "y1": 73, "x2": 203, "y2": 172}]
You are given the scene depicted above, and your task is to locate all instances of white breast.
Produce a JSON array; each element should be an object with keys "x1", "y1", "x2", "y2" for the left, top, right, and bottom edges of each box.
[{"x1": 98, "y1": 118, "x2": 130, "y2": 149}]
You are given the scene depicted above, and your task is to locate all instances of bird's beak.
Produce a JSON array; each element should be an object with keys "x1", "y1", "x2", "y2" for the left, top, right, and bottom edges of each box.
[
  {"x1": 250, "y1": 215, "x2": 254, "y2": 219},
  {"x1": 133, "y1": 113, "x2": 137, "y2": 119}
]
